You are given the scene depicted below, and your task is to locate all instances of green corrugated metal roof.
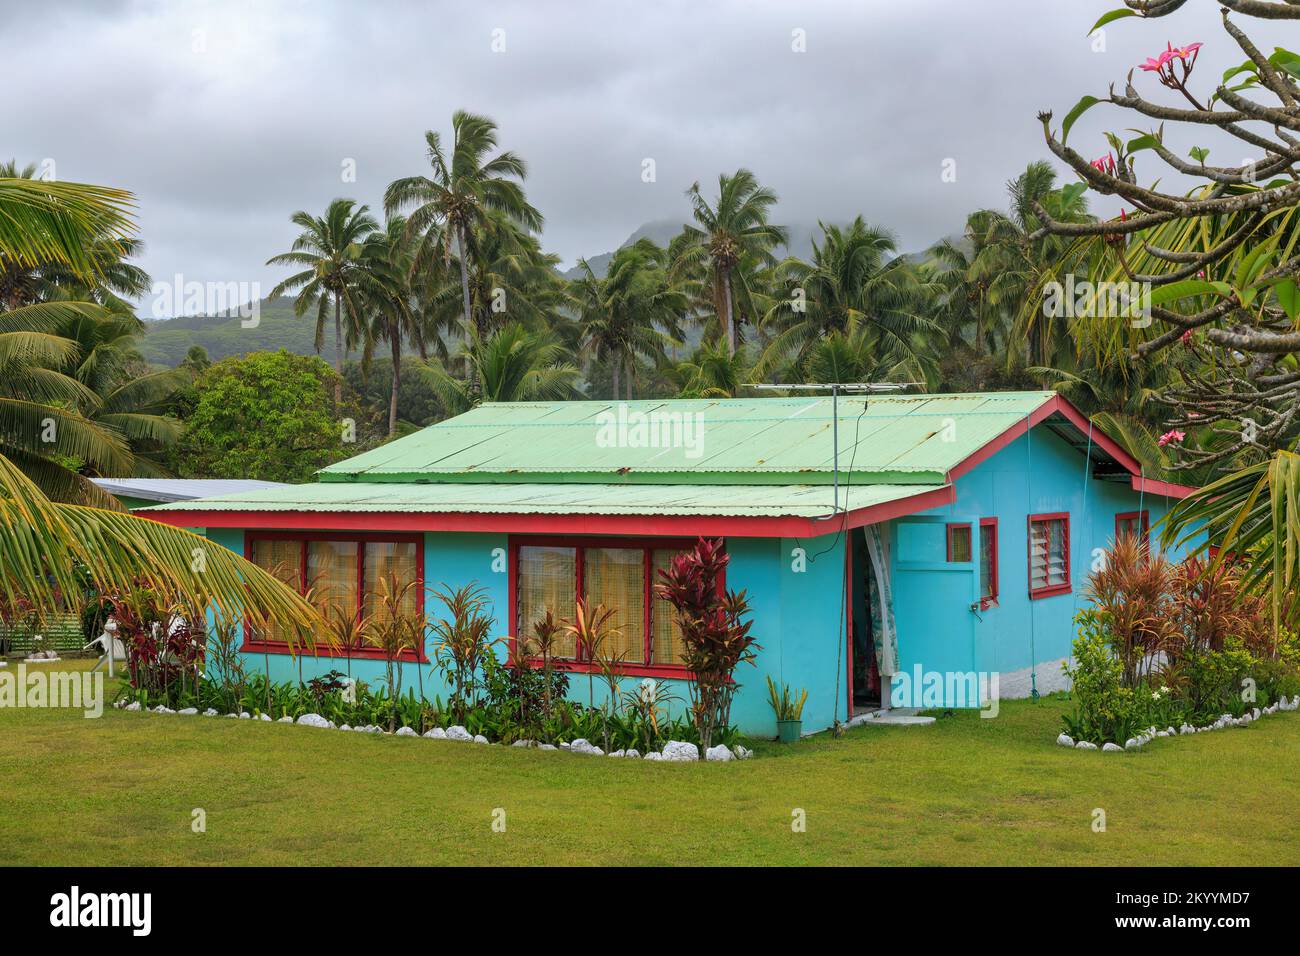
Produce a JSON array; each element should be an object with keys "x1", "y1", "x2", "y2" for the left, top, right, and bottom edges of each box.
[
  {"x1": 317, "y1": 392, "x2": 1056, "y2": 486},
  {"x1": 144, "y1": 480, "x2": 943, "y2": 518}
]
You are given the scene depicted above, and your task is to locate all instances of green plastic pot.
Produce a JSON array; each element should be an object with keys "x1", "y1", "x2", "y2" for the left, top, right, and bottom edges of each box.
[{"x1": 776, "y1": 719, "x2": 802, "y2": 743}]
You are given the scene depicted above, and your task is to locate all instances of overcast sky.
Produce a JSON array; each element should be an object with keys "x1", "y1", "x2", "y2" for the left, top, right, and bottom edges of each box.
[{"x1": 5, "y1": 0, "x2": 1244, "y2": 316}]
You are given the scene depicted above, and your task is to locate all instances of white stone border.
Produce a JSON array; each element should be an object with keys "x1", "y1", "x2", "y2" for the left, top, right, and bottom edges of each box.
[
  {"x1": 113, "y1": 701, "x2": 754, "y2": 762},
  {"x1": 1056, "y1": 695, "x2": 1300, "y2": 751}
]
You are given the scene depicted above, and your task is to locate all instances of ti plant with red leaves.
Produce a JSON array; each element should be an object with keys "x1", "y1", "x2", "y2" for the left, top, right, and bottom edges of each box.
[
  {"x1": 654, "y1": 537, "x2": 758, "y2": 751},
  {"x1": 111, "y1": 586, "x2": 205, "y2": 703}
]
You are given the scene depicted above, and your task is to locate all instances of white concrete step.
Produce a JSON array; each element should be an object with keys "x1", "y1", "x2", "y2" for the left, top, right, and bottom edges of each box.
[{"x1": 847, "y1": 709, "x2": 936, "y2": 727}]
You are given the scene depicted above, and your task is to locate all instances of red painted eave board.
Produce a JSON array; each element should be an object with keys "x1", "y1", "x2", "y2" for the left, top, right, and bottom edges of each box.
[
  {"x1": 947, "y1": 394, "x2": 1144, "y2": 483},
  {"x1": 140, "y1": 485, "x2": 955, "y2": 539},
  {"x1": 1131, "y1": 476, "x2": 1196, "y2": 499}
]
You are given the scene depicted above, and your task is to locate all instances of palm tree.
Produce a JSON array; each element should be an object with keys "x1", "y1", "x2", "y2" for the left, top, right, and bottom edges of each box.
[
  {"x1": 572, "y1": 239, "x2": 682, "y2": 399},
  {"x1": 359, "y1": 216, "x2": 423, "y2": 437},
  {"x1": 419, "y1": 322, "x2": 578, "y2": 415},
  {"x1": 419, "y1": 212, "x2": 568, "y2": 352},
  {"x1": 464, "y1": 217, "x2": 567, "y2": 339},
  {"x1": 929, "y1": 222, "x2": 1003, "y2": 357},
  {"x1": 1164, "y1": 451, "x2": 1300, "y2": 637},
  {"x1": 0, "y1": 175, "x2": 134, "y2": 281},
  {"x1": 973, "y1": 162, "x2": 1091, "y2": 371},
  {"x1": 55, "y1": 309, "x2": 187, "y2": 477},
  {"x1": 0, "y1": 161, "x2": 150, "y2": 314},
  {"x1": 668, "y1": 339, "x2": 756, "y2": 398},
  {"x1": 0, "y1": 301, "x2": 133, "y2": 505},
  {"x1": 802, "y1": 327, "x2": 936, "y2": 389},
  {"x1": 384, "y1": 111, "x2": 544, "y2": 394},
  {"x1": 266, "y1": 198, "x2": 380, "y2": 405},
  {"x1": 757, "y1": 218, "x2": 936, "y2": 382},
  {"x1": 1027, "y1": 338, "x2": 1217, "y2": 485},
  {"x1": 673, "y1": 169, "x2": 788, "y2": 356},
  {"x1": 0, "y1": 175, "x2": 319, "y2": 638}
]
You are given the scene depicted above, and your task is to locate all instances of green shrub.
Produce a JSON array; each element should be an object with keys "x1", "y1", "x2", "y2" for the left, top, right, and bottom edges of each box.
[{"x1": 1061, "y1": 612, "x2": 1142, "y2": 745}]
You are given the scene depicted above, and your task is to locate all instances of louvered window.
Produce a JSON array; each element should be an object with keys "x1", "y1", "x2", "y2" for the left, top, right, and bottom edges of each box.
[{"x1": 1028, "y1": 514, "x2": 1070, "y2": 599}]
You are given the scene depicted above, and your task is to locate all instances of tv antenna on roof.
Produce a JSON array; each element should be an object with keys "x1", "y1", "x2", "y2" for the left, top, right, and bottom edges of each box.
[{"x1": 743, "y1": 382, "x2": 921, "y2": 518}]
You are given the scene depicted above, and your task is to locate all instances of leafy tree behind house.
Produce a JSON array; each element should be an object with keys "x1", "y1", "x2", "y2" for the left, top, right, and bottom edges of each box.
[{"x1": 176, "y1": 350, "x2": 352, "y2": 482}]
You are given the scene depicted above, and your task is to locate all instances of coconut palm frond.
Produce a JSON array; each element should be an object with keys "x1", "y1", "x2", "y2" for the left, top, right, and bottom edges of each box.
[
  {"x1": 1162, "y1": 451, "x2": 1300, "y2": 633},
  {"x1": 0, "y1": 453, "x2": 320, "y2": 642}
]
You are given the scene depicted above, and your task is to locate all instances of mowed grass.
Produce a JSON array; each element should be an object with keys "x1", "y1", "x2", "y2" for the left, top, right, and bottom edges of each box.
[{"x1": 2, "y1": 659, "x2": 1298, "y2": 866}]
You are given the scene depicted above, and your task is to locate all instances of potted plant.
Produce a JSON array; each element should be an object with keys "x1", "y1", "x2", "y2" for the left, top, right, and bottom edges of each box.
[{"x1": 767, "y1": 676, "x2": 808, "y2": 743}]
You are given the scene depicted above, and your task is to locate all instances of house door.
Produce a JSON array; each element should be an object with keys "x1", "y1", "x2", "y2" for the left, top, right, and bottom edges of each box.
[{"x1": 890, "y1": 515, "x2": 982, "y2": 709}]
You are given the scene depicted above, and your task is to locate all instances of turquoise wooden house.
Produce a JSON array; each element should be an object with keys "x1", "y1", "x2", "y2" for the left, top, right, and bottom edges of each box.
[{"x1": 144, "y1": 392, "x2": 1193, "y2": 736}]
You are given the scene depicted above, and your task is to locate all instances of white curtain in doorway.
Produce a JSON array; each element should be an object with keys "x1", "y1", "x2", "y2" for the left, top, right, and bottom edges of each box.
[{"x1": 864, "y1": 524, "x2": 899, "y2": 677}]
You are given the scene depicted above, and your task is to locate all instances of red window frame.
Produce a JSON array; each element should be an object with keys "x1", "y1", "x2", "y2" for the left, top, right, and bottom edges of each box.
[
  {"x1": 1027, "y1": 513, "x2": 1071, "y2": 600},
  {"x1": 242, "y1": 530, "x2": 426, "y2": 661},
  {"x1": 507, "y1": 534, "x2": 715, "y2": 679},
  {"x1": 945, "y1": 522, "x2": 973, "y2": 563},
  {"x1": 1115, "y1": 510, "x2": 1150, "y2": 546},
  {"x1": 979, "y1": 517, "x2": 999, "y2": 609}
]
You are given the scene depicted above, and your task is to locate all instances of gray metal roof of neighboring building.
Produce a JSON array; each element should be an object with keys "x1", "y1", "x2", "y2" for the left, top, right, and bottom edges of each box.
[{"x1": 90, "y1": 478, "x2": 289, "y2": 503}]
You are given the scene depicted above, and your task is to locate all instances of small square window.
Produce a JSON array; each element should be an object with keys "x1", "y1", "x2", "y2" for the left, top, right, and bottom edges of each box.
[
  {"x1": 1115, "y1": 511, "x2": 1150, "y2": 548},
  {"x1": 947, "y1": 523, "x2": 973, "y2": 563}
]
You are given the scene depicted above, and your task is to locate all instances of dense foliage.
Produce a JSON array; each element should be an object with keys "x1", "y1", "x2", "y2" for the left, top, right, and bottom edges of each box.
[
  {"x1": 1062, "y1": 536, "x2": 1300, "y2": 746},
  {"x1": 0, "y1": 174, "x2": 320, "y2": 637},
  {"x1": 176, "y1": 350, "x2": 352, "y2": 482}
]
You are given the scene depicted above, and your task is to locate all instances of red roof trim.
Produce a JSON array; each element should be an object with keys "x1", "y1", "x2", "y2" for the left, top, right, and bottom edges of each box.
[
  {"x1": 946, "y1": 394, "x2": 1144, "y2": 484},
  {"x1": 139, "y1": 484, "x2": 956, "y2": 538},
  {"x1": 1131, "y1": 476, "x2": 1196, "y2": 500}
]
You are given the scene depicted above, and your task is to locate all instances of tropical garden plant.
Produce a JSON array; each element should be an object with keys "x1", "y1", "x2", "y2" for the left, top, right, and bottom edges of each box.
[
  {"x1": 428, "y1": 582, "x2": 500, "y2": 724},
  {"x1": 765, "y1": 676, "x2": 808, "y2": 722},
  {"x1": 654, "y1": 537, "x2": 757, "y2": 750}
]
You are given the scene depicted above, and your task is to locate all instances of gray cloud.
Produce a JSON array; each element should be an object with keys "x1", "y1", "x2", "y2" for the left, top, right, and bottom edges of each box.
[{"x1": 3, "y1": 0, "x2": 1239, "y2": 315}]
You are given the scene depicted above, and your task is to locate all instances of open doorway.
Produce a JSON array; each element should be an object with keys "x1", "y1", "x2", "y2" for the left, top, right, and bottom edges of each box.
[{"x1": 850, "y1": 526, "x2": 881, "y2": 713}]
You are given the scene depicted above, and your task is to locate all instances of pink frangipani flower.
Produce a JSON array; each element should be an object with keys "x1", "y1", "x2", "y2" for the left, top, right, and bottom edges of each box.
[
  {"x1": 1139, "y1": 49, "x2": 1174, "y2": 72},
  {"x1": 1139, "y1": 42, "x2": 1202, "y2": 87},
  {"x1": 1090, "y1": 153, "x2": 1117, "y2": 175},
  {"x1": 1158, "y1": 429, "x2": 1186, "y2": 447}
]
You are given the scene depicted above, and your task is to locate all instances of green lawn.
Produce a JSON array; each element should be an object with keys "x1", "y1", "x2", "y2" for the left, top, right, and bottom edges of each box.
[{"x1": 2, "y1": 659, "x2": 1297, "y2": 866}]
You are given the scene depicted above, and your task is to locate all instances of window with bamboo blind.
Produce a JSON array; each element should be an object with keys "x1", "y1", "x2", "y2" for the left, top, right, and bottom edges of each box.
[
  {"x1": 1028, "y1": 514, "x2": 1070, "y2": 599},
  {"x1": 517, "y1": 545, "x2": 578, "y2": 658},
  {"x1": 583, "y1": 547, "x2": 644, "y2": 662},
  {"x1": 245, "y1": 534, "x2": 423, "y2": 657},
  {"x1": 979, "y1": 518, "x2": 999, "y2": 606},
  {"x1": 362, "y1": 540, "x2": 420, "y2": 630},
  {"x1": 249, "y1": 538, "x2": 303, "y2": 644},
  {"x1": 308, "y1": 539, "x2": 358, "y2": 614},
  {"x1": 946, "y1": 523, "x2": 972, "y2": 563},
  {"x1": 513, "y1": 539, "x2": 698, "y2": 672}
]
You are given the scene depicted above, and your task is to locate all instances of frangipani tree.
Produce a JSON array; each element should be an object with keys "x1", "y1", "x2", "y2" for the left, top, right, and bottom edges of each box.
[
  {"x1": 1039, "y1": 1, "x2": 1300, "y2": 630},
  {"x1": 1039, "y1": 0, "x2": 1300, "y2": 471}
]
